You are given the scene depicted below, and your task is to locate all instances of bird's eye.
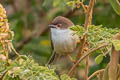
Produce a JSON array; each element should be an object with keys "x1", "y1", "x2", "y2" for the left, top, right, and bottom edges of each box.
[{"x1": 56, "y1": 24, "x2": 62, "y2": 27}]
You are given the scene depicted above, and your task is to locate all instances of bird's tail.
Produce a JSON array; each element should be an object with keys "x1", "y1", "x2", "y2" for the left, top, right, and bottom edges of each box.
[{"x1": 47, "y1": 51, "x2": 60, "y2": 64}]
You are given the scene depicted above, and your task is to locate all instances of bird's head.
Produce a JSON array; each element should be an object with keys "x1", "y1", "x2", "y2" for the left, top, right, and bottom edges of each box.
[{"x1": 49, "y1": 16, "x2": 74, "y2": 29}]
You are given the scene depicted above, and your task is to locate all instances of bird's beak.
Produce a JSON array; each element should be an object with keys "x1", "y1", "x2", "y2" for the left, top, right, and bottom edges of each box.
[{"x1": 48, "y1": 24, "x2": 56, "y2": 28}]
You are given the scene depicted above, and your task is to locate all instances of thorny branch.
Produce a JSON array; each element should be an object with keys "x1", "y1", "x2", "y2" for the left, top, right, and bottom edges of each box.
[
  {"x1": 84, "y1": 0, "x2": 95, "y2": 79},
  {"x1": 68, "y1": 43, "x2": 109, "y2": 76},
  {"x1": 68, "y1": 0, "x2": 95, "y2": 78}
]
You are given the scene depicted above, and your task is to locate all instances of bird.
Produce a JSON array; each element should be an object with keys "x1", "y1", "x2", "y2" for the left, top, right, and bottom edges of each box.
[{"x1": 48, "y1": 16, "x2": 79, "y2": 64}]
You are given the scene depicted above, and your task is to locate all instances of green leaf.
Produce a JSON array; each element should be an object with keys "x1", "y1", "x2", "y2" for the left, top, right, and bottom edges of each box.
[
  {"x1": 70, "y1": 25, "x2": 84, "y2": 32},
  {"x1": 82, "y1": 0, "x2": 85, "y2": 2},
  {"x1": 61, "y1": 74, "x2": 71, "y2": 80},
  {"x1": 66, "y1": 1, "x2": 75, "y2": 7},
  {"x1": 60, "y1": 74, "x2": 77, "y2": 80},
  {"x1": 53, "y1": 0, "x2": 61, "y2": 7},
  {"x1": 117, "y1": 64, "x2": 120, "y2": 80},
  {"x1": 70, "y1": 25, "x2": 85, "y2": 38},
  {"x1": 112, "y1": 40, "x2": 120, "y2": 51},
  {"x1": 74, "y1": 0, "x2": 79, "y2": 3},
  {"x1": 95, "y1": 54, "x2": 103, "y2": 64},
  {"x1": 1, "y1": 56, "x2": 59, "y2": 80},
  {"x1": 109, "y1": 0, "x2": 120, "y2": 15}
]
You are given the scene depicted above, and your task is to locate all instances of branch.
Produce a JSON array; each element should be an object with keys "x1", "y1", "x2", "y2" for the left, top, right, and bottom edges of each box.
[
  {"x1": 85, "y1": 56, "x2": 89, "y2": 80},
  {"x1": 68, "y1": 43, "x2": 109, "y2": 75},
  {"x1": 85, "y1": 42, "x2": 90, "y2": 80},
  {"x1": 69, "y1": 0, "x2": 95, "y2": 77},
  {"x1": 80, "y1": 2, "x2": 87, "y2": 13},
  {"x1": 88, "y1": 69, "x2": 105, "y2": 80},
  {"x1": 109, "y1": 33, "x2": 120, "y2": 80},
  {"x1": 82, "y1": 0, "x2": 95, "y2": 79},
  {"x1": 77, "y1": 0, "x2": 95, "y2": 60},
  {"x1": 84, "y1": 0, "x2": 95, "y2": 30}
]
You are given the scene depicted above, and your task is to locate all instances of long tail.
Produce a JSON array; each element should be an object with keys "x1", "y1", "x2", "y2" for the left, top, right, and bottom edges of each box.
[{"x1": 47, "y1": 51, "x2": 60, "y2": 64}]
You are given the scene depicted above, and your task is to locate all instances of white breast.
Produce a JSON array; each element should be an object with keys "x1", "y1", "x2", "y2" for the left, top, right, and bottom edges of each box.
[{"x1": 51, "y1": 28, "x2": 78, "y2": 55}]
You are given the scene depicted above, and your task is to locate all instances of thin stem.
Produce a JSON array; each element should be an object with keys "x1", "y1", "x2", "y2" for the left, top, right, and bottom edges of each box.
[
  {"x1": 68, "y1": 0, "x2": 95, "y2": 77},
  {"x1": 77, "y1": 38, "x2": 86, "y2": 59},
  {"x1": 88, "y1": 69, "x2": 105, "y2": 80},
  {"x1": 85, "y1": 42, "x2": 90, "y2": 80},
  {"x1": 77, "y1": 1, "x2": 87, "y2": 13},
  {"x1": 68, "y1": 43, "x2": 109, "y2": 75},
  {"x1": 84, "y1": 0, "x2": 95, "y2": 30},
  {"x1": 85, "y1": 56, "x2": 89, "y2": 80},
  {"x1": 81, "y1": 2, "x2": 87, "y2": 13}
]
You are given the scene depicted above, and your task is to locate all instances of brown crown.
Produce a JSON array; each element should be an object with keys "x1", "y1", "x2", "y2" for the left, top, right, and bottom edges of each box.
[{"x1": 51, "y1": 16, "x2": 74, "y2": 29}]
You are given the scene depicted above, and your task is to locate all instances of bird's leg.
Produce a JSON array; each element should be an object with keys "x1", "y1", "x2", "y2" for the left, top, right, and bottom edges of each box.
[{"x1": 67, "y1": 54, "x2": 75, "y2": 63}]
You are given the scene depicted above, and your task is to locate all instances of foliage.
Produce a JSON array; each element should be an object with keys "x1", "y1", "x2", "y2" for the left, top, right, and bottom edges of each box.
[
  {"x1": 0, "y1": 4, "x2": 77, "y2": 80},
  {"x1": 60, "y1": 74, "x2": 77, "y2": 80},
  {"x1": 1, "y1": 0, "x2": 120, "y2": 79},
  {"x1": 0, "y1": 4, "x2": 14, "y2": 58},
  {"x1": 3, "y1": 0, "x2": 119, "y2": 65},
  {"x1": 68, "y1": 0, "x2": 120, "y2": 79},
  {"x1": 1, "y1": 56, "x2": 59, "y2": 80},
  {"x1": 70, "y1": 25, "x2": 120, "y2": 47},
  {"x1": 95, "y1": 54, "x2": 103, "y2": 64},
  {"x1": 112, "y1": 40, "x2": 120, "y2": 50},
  {"x1": 0, "y1": 55, "x2": 77, "y2": 80},
  {"x1": 109, "y1": 0, "x2": 120, "y2": 15},
  {"x1": 70, "y1": 24, "x2": 120, "y2": 65}
]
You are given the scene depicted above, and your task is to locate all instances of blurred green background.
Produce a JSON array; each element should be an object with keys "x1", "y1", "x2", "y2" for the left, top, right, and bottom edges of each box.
[{"x1": 0, "y1": 0, "x2": 120, "y2": 79}]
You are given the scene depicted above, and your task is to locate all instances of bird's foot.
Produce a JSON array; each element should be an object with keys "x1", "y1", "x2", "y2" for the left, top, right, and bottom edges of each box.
[
  {"x1": 77, "y1": 40, "x2": 80, "y2": 44},
  {"x1": 67, "y1": 54, "x2": 75, "y2": 63}
]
